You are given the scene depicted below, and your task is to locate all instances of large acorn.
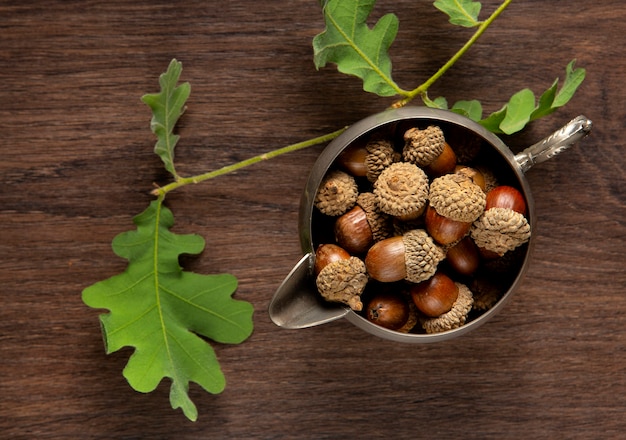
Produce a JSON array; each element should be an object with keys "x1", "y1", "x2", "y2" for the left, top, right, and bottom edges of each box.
[
  {"x1": 426, "y1": 173, "x2": 486, "y2": 245},
  {"x1": 364, "y1": 229, "x2": 445, "y2": 284}
]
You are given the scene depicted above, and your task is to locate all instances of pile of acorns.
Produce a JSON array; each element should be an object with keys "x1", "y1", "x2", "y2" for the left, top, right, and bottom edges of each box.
[{"x1": 312, "y1": 124, "x2": 531, "y2": 334}]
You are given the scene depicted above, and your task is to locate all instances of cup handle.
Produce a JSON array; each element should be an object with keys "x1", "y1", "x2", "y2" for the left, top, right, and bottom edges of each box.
[
  {"x1": 514, "y1": 115, "x2": 592, "y2": 173},
  {"x1": 269, "y1": 253, "x2": 350, "y2": 329}
]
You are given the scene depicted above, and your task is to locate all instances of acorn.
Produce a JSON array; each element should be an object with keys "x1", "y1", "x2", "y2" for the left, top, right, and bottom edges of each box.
[
  {"x1": 365, "y1": 229, "x2": 445, "y2": 284},
  {"x1": 334, "y1": 206, "x2": 373, "y2": 255},
  {"x1": 471, "y1": 207, "x2": 531, "y2": 257},
  {"x1": 424, "y1": 142, "x2": 457, "y2": 176},
  {"x1": 470, "y1": 274, "x2": 506, "y2": 311},
  {"x1": 314, "y1": 244, "x2": 368, "y2": 311},
  {"x1": 429, "y1": 173, "x2": 486, "y2": 223},
  {"x1": 336, "y1": 138, "x2": 398, "y2": 181},
  {"x1": 314, "y1": 243, "x2": 350, "y2": 275},
  {"x1": 485, "y1": 185, "x2": 527, "y2": 216},
  {"x1": 363, "y1": 138, "x2": 399, "y2": 182},
  {"x1": 365, "y1": 291, "x2": 411, "y2": 331},
  {"x1": 402, "y1": 125, "x2": 446, "y2": 167},
  {"x1": 334, "y1": 192, "x2": 392, "y2": 254},
  {"x1": 419, "y1": 282, "x2": 474, "y2": 334},
  {"x1": 410, "y1": 271, "x2": 459, "y2": 318},
  {"x1": 374, "y1": 162, "x2": 429, "y2": 221},
  {"x1": 314, "y1": 170, "x2": 359, "y2": 216},
  {"x1": 336, "y1": 143, "x2": 369, "y2": 177},
  {"x1": 424, "y1": 204, "x2": 472, "y2": 245},
  {"x1": 445, "y1": 236, "x2": 481, "y2": 276},
  {"x1": 471, "y1": 185, "x2": 530, "y2": 258}
]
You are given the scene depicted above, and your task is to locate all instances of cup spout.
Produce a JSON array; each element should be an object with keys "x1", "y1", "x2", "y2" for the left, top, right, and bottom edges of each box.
[{"x1": 269, "y1": 253, "x2": 350, "y2": 329}]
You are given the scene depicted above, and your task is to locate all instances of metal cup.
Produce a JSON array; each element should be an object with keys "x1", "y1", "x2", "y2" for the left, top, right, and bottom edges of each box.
[{"x1": 269, "y1": 107, "x2": 592, "y2": 342}]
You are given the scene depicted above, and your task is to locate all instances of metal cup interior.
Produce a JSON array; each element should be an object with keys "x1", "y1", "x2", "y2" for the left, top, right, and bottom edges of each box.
[{"x1": 300, "y1": 107, "x2": 535, "y2": 343}]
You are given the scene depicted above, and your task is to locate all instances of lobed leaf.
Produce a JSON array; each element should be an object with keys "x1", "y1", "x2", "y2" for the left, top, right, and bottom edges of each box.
[
  {"x1": 313, "y1": 0, "x2": 402, "y2": 97},
  {"x1": 141, "y1": 59, "x2": 191, "y2": 178},
  {"x1": 434, "y1": 0, "x2": 482, "y2": 27},
  {"x1": 82, "y1": 200, "x2": 254, "y2": 421}
]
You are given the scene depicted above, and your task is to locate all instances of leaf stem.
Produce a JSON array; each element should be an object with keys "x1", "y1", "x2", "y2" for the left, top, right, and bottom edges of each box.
[
  {"x1": 392, "y1": 0, "x2": 513, "y2": 108},
  {"x1": 152, "y1": 127, "x2": 347, "y2": 197}
]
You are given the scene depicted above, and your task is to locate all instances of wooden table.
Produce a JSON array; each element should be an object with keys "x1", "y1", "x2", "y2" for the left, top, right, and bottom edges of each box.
[{"x1": 2, "y1": 1, "x2": 624, "y2": 438}]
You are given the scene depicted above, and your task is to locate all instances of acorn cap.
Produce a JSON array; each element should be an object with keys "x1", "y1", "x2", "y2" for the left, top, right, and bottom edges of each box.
[
  {"x1": 314, "y1": 170, "x2": 359, "y2": 216},
  {"x1": 420, "y1": 282, "x2": 473, "y2": 334},
  {"x1": 471, "y1": 207, "x2": 531, "y2": 256},
  {"x1": 402, "y1": 125, "x2": 446, "y2": 167},
  {"x1": 374, "y1": 162, "x2": 429, "y2": 218},
  {"x1": 356, "y1": 192, "x2": 393, "y2": 242},
  {"x1": 429, "y1": 173, "x2": 486, "y2": 222},
  {"x1": 364, "y1": 139, "x2": 397, "y2": 182},
  {"x1": 316, "y1": 257, "x2": 368, "y2": 311},
  {"x1": 402, "y1": 229, "x2": 445, "y2": 283}
]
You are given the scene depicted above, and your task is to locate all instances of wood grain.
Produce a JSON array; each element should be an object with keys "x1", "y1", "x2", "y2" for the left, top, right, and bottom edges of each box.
[{"x1": 1, "y1": 0, "x2": 624, "y2": 438}]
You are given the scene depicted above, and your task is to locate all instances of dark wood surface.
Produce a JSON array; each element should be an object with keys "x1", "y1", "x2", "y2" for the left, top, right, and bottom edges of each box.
[{"x1": 2, "y1": 0, "x2": 624, "y2": 438}]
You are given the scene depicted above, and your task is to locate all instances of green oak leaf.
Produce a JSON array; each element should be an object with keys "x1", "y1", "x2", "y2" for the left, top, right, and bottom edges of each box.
[
  {"x1": 498, "y1": 88, "x2": 536, "y2": 134},
  {"x1": 313, "y1": 0, "x2": 402, "y2": 96},
  {"x1": 141, "y1": 59, "x2": 190, "y2": 179},
  {"x1": 82, "y1": 200, "x2": 254, "y2": 421},
  {"x1": 479, "y1": 60, "x2": 586, "y2": 134},
  {"x1": 451, "y1": 99, "x2": 483, "y2": 121},
  {"x1": 434, "y1": 0, "x2": 482, "y2": 27}
]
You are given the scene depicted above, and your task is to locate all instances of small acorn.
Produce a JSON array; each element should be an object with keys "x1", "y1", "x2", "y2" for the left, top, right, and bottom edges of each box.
[
  {"x1": 334, "y1": 206, "x2": 373, "y2": 255},
  {"x1": 334, "y1": 192, "x2": 392, "y2": 254},
  {"x1": 365, "y1": 229, "x2": 445, "y2": 284},
  {"x1": 419, "y1": 282, "x2": 474, "y2": 334},
  {"x1": 445, "y1": 236, "x2": 481, "y2": 276},
  {"x1": 336, "y1": 143, "x2": 369, "y2": 177},
  {"x1": 402, "y1": 125, "x2": 446, "y2": 167},
  {"x1": 424, "y1": 204, "x2": 471, "y2": 245},
  {"x1": 336, "y1": 138, "x2": 399, "y2": 181},
  {"x1": 314, "y1": 244, "x2": 368, "y2": 311},
  {"x1": 365, "y1": 291, "x2": 411, "y2": 331},
  {"x1": 485, "y1": 185, "x2": 527, "y2": 216},
  {"x1": 424, "y1": 142, "x2": 457, "y2": 176},
  {"x1": 364, "y1": 139, "x2": 399, "y2": 182},
  {"x1": 410, "y1": 271, "x2": 459, "y2": 318},
  {"x1": 374, "y1": 162, "x2": 429, "y2": 221},
  {"x1": 314, "y1": 243, "x2": 350, "y2": 275},
  {"x1": 314, "y1": 170, "x2": 359, "y2": 217}
]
